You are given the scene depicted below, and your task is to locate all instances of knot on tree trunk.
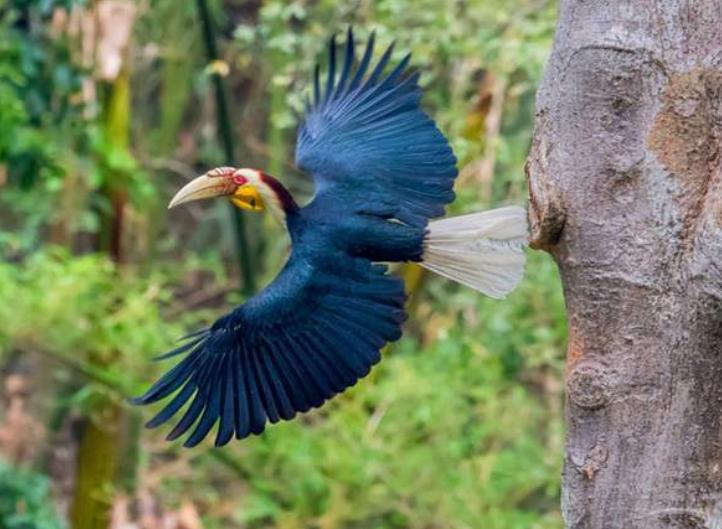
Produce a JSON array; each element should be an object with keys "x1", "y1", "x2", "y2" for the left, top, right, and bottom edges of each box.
[{"x1": 567, "y1": 361, "x2": 611, "y2": 411}]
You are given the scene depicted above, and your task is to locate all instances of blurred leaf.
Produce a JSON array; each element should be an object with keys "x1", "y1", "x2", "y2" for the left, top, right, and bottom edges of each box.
[{"x1": 0, "y1": 459, "x2": 65, "y2": 529}]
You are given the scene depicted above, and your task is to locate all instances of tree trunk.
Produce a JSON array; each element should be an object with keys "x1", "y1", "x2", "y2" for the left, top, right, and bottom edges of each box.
[{"x1": 526, "y1": 2, "x2": 722, "y2": 528}]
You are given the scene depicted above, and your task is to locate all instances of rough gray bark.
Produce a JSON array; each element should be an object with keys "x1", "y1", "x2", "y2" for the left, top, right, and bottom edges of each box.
[{"x1": 526, "y1": 2, "x2": 722, "y2": 528}]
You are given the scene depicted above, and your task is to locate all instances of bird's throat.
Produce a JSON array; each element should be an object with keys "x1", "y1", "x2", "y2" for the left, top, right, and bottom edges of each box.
[{"x1": 260, "y1": 173, "x2": 298, "y2": 214}]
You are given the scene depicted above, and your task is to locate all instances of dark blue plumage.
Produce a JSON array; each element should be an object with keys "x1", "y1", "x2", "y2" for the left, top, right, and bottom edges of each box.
[
  {"x1": 132, "y1": 29, "x2": 459, "y2": 446},
  {"x1": 297, "y1": 28, "x2": 457, "y2": 227}
]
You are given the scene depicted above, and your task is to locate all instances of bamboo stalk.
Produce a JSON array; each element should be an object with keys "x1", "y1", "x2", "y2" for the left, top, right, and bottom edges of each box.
[
  {"x1": 195, "y1": 0, "x2": 256, "y2": 295},
  {"x1": 69, "y1": 399, "x2": 123, "y2": 529},
  {"x1": 71, "y1": 52, "x2": 133, "y2": 529}
]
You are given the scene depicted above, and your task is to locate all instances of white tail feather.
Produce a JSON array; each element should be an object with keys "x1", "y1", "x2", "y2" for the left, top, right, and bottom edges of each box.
[{"x1": 420, "y1": 206, "x2": 528, "y2": 299}]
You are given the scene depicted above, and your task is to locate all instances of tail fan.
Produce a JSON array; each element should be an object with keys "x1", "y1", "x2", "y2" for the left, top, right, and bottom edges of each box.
[{"x1": 420, "y1": 206, "x2": 528, "y2": 299}]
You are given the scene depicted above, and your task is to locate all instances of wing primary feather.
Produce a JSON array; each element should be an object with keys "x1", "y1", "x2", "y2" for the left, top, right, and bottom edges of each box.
[
  {"x1": 281, "y1": 337, "x2": 327, "y2": 407},
  {"x1": 215, "y1": 362, "x2": 235, "y2": 446},
  {"x1": 258, "y1": 348, "x2": 296, "y2": 420},
  {"x1": 271, "y1": 333, "x2": 315, "y2": 412},
  {"x1": 178, "y1": 328, "x2": 209, "y2": 341},
  {"x1": 278, "y1": 320, "x2": 346, "y2": 405},
  {"x1": 334, "y1": 26, "x2": 354, "y2": 97},
  {"x1": 165, "y1": 353, "x2": 220, "y2": 441},
  {"x1": 348, "y1": 30, "x2": 375, "y2": 91},
  {"x1": 294, "y1": 333, "x2": 339, "y2": 395},
  {"x1": 313, "y1": 63, "x2": 321, "y2": 105},
  {"x1": 241, "y1": 342, "x2": 267, "y2": 436},
  {"x1": 263, "y1": 338, "x2": 309, "y2": 414},
  {"x1": 381, "y1": 52, "x2": 411, "y2": 88},
  {"x1": 325, "y1": 34, "x2": 337, "y2": 103},
  {"x1": 153, "y1": 336, "x2": 205, "y2": 361},
  {"x1": 165, "y1": 391, "x2": 204, "y2": 441},
  {"x1": 365, "y1": 41, "x2": 395, "y2": 87},
  {"x1": 145, "y1": 380, "x2": 196, "y2": 428},
  {"x1": 130, "y1": 353, "x2": 202, "y2": 405},
  {"x1": 183, "y1": 354, "x2": 226, "y2": 447},
  {"x1": 232, "y1": 344, "x2": 251, "y2": 439},
  {"x1": 251, "y1": 346, "x2": 281, "y2": 424}
]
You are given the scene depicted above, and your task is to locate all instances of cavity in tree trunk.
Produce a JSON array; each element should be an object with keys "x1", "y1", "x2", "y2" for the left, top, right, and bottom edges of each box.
[{"x1": 526, "y1": 1, "x2": 722, "y2": 528}]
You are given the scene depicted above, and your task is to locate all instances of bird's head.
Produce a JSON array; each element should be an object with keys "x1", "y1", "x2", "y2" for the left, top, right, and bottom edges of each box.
[{"x1": 168, "y1": 167, "x2": 297, "y2": 221}]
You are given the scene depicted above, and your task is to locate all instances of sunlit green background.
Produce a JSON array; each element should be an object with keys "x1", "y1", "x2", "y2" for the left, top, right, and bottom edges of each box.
[{"x1": 0, "y1": 1, "x2": 565, "y2": 528}]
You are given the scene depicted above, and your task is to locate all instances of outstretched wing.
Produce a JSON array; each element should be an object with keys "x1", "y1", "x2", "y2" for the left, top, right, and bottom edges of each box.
[
  {"x1": 296, "y1": 28, "x2": 458, "y2": 228},
  {"x1": 132, "y1": 253, "x2": 406, "y2": 447}
]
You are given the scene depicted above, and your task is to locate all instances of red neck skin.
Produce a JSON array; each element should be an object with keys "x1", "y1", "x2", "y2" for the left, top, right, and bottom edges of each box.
[{"x1": 260, "y1": 172, "x2": 299, "y2": 216}]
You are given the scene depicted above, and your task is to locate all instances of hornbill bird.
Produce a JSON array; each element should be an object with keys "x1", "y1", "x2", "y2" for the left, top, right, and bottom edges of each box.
[{"x1": 132, "y1": 29, "x2": 528, "y2": 447}]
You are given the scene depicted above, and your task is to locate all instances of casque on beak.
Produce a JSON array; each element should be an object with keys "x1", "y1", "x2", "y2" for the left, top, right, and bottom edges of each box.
[{"x1": 168, "y1": 168, "x2": 265, "y2": 212}]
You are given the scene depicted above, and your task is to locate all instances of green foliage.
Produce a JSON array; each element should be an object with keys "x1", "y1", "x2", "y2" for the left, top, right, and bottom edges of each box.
[
  {"x1": 0, "y1": 460, "x2": 65, "y2": 529},
  {"x1": 0, "y1": 247, "x2": 198, "y2": 401},
  {"x1": 0, "y1": 2, "x2": 85, "y2": 190},
  {"x1": 0, "y1": 2, "x2": 153, "y2": 251}
]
